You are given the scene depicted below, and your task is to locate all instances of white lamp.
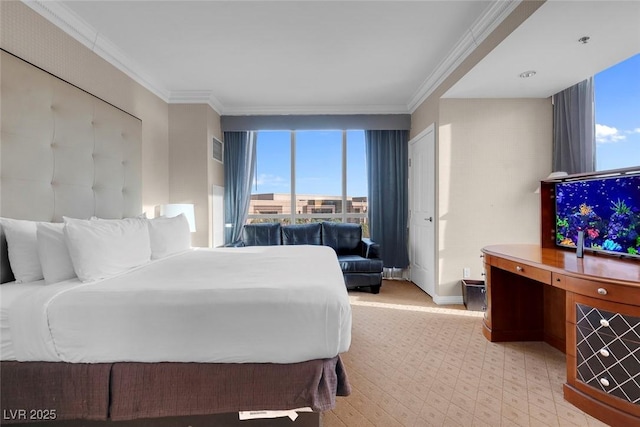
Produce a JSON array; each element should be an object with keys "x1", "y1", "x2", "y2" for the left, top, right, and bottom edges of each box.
[{"x1": 159, "y1": 204, "x2": 196, "y2": 232}]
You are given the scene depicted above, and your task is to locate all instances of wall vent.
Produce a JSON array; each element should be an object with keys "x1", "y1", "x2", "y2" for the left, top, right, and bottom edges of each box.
[{"x1": 212, "y1": 137, "x2": 223, "y2": 163}]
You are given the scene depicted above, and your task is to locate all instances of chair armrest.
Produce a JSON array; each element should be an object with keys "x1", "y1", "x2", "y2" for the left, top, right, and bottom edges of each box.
[
  {"x1": 223, "y1": 241, "x2": 245, "y2": 247},
  {"x1": 359, "y1": 238, "x2": 380, "y2": 259}
]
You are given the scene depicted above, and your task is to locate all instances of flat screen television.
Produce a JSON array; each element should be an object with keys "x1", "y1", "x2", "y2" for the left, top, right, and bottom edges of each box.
[{"x1": 555, "y1": 173, "x2": 640, "y2": 258}]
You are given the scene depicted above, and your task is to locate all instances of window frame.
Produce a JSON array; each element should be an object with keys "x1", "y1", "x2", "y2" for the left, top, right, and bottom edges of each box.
[{"x1": 248, "y1": 130, "x2": 368, "y2": 227}]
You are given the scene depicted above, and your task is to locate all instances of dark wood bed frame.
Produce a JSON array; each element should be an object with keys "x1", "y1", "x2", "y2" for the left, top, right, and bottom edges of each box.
[
  {"x1": 0, "y1": 359, "x2": 349, "y2": 426},
  {"x1": 1, "y1": 230, "x2": 350, "y2": 426},
  {"x1": 16, "y1": 413, "x2": 321, "y2": 427}
]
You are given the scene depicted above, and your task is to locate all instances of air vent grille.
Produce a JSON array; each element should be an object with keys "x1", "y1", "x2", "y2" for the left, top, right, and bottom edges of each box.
[{"x1": 212, "y1": 137, "x2": 223, "y2": 163}]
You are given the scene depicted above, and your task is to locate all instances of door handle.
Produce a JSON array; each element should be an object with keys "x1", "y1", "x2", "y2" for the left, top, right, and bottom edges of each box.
[{"x1": 425, "y1": 217, "x2": 433, "y2": 222}]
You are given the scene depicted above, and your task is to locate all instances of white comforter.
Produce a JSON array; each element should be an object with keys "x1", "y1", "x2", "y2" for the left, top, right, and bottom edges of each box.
[{"x1": 8, "y1": 245, "x2": 352, "y2": 363}]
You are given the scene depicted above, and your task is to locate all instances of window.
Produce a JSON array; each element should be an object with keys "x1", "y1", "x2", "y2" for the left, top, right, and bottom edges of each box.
[
  {"x1": 595, "y1": 53, "x2": 640, "y2": 170},
  {"x1": 249, "y1": 130, "x2": 368, "y2": 236}
]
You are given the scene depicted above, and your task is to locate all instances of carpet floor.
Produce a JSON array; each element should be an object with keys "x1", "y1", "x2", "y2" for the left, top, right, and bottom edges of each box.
[{"x1": 324, "y1": 280, "x2": 609, "y2": 427}]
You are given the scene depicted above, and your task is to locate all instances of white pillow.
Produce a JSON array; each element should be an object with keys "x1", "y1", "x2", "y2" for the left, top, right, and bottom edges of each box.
[
  {"x1": 91, "y1": 213, "x2": 148, "y2": 220},
  {"x1": 148, "y1": 214, "x2": 192, "y2": 259},
  {"x1": 63, "y1": 217, "x2": 151, "y2": 282},
  {"x1": 36, "y1": 223, "x2": 77, "y2": 285},
  {"x1": 0, "y1": 218, "x2": 43, "y2": 283}
]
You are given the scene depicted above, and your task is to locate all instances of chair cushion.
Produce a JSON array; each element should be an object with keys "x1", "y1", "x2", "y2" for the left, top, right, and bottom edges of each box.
[
  {"x1": 337, "y1": 255, "x2": 383, "y2": 273},
  {"x1": 241, "y1": 223, "x2": 282, "y2": 246},
  {"x1": 321, "y1": 222, "x2": 361, "y2": 254},
  {"x1": 282, "y1": 223, "x2": 322, "y2": 245}
]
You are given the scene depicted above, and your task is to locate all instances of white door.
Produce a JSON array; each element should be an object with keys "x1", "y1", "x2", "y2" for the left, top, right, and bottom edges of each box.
[{"x1": 409, "y1": 125, "x2": 436, "y2": 296}]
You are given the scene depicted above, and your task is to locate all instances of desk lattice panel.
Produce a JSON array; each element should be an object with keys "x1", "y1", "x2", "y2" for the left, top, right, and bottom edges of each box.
[{"x1": 575, "y1": 304, "x2": 640, "y2": 405}]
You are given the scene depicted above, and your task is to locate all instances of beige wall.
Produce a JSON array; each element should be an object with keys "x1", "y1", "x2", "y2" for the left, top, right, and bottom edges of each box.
[
  {"x1": 207, "y1": 107, "x2": 224, "y2": 246},
  {"x1": 0, "y1": 1, "x2": 170, "y2": 215},
  {"x1": 438, "y1": 99, "x2": 552, "y2": 297},
  {"x1": 2, "y1": 2, "x2": 224, "y2": 246},
  {"x1": 169, "y1": 104, "x2": 223, "y2": 247},
  {"x1": 410, "y1": 1, "x2": 550, "y2": 299}
]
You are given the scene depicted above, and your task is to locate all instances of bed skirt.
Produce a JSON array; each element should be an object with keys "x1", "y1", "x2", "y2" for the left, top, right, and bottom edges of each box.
[{"x1": 0, "y1": 356, "x2": 350, "y2": 424}]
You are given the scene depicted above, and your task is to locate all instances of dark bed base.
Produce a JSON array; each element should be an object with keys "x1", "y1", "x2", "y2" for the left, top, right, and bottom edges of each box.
[
  {"x1": 5, "y1": 412, "x2": 321, "y2": 427},
  {"x1": 0, "y1": 357, "x2": 349, "y2": 425}
]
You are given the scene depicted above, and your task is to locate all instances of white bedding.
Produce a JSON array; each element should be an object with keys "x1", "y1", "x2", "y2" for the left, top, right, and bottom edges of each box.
[
  {"x1": 6, "y1": 245, "x2": 351, "y2": 364},
  {"x1": 0, "y1": 281, "x2": 46, "y2": 360}
]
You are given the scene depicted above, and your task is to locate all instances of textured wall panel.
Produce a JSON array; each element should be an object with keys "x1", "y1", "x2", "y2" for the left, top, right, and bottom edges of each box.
[
  {"x1": 1, "y1": 1, "x2": 170, "y2": 217},
  {"x1": 0, "y1": 51, "x2": 142, "y2": 221}
]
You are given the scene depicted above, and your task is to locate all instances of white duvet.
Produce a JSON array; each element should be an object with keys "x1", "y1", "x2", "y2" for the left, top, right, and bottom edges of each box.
[{"x1": 7, "y1": 245, "x2": 352, "y2": 363}]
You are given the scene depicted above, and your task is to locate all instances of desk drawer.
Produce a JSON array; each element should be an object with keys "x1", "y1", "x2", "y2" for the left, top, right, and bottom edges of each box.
[
  {"x1": 552, "y1": 273, "x2": 567, "y2": 289},
  {"x1": 574, "y1": 303, "x2": 640, "y2": 406},
  {"x1": 494, "y1": 258, "x2": 551, "y2": 284},
  {"x1": 565, "y1": 277, "x2": 640, "y2": 305}
]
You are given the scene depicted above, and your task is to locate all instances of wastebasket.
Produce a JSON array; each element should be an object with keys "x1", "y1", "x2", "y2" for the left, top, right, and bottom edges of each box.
[{"x1": 461, "y1": 279, "x2": 486, "y2": 311}]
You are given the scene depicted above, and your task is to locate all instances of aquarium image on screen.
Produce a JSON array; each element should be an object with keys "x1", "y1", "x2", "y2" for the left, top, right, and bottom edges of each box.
[{"x1": 555, "y1": 174, "x2": 640, "y2": 258}]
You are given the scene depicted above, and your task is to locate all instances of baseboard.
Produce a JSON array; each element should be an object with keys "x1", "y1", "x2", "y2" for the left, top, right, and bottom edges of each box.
[{"x1": 433, "y1": 295, "x2": 464, "y2": 305}]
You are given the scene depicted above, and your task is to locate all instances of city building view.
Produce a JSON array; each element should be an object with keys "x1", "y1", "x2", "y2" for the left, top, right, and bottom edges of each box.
[{"x1": 248, "y1": 193, "x2": 369, "y2": 236}]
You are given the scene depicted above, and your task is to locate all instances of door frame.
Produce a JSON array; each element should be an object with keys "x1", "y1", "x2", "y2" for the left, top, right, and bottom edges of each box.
[{"x1": 408, "y1": 123, "x2": 437, "y2": 300}]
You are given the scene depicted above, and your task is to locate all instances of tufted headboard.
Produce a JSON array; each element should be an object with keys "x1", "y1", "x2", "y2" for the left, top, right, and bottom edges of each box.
[{"x1": 0, "y1": 50, "x2": 143, "y2": 282}]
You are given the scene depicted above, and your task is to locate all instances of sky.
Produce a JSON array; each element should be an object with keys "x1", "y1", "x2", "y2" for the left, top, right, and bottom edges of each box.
[
  {"x1": 253, "y1": 130, "x2": 368, "y2": 197},
  {"x1": 594, "y1": 53, "x2": 640, "y2": 171},
  {"x1": 252, "y1": 53, "x2": 640, "y2": 197}
]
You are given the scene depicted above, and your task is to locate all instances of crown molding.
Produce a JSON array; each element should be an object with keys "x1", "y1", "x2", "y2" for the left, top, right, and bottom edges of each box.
[
  {"x1": 22, "y1": 0, "x2": 520, "y2": 116},
  {"x1": 169, "y1": 90, "x2": 214, "y2": 104},
  {"x1": 221, "y1": 104, "x2": 410, "y2": 116},
  {"x1": 169, "y1": 90, "x2": 225, "y2": 115},
  {"x1": 21, "y1": 0, "x2": 171, "y2": 102},
  {"x1": 407, "y1": 0, "x2": 521, "y2": 113}
]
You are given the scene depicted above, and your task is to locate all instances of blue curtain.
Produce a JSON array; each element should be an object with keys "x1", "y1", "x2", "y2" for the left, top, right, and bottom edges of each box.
[
  {"x1": 365, "y1": 130, "x2": 409, "y2": 268},
  {"x1": 223, "y1": 131, "x2": 256, "y2": 244},
  {"x1": 553, "y1": 77, "x2": 595, "y2": 174}
]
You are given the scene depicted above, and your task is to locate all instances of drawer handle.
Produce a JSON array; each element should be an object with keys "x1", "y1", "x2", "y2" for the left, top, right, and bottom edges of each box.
[
  {"x1": 597, "y1": 288, "x2": 608, "y2": 295},
  {"x1": 600, "y1": 378, "x2": 610, "y2": 387},
  {"x1": 516, "y1": 266, "x2": 524, "y2": 272},
  {"x1": 600, "y1": 348, "x2": 610, "y2": 358},
  {"x1": 600, "y1": 319, "x2": 610, "y2": 328}
]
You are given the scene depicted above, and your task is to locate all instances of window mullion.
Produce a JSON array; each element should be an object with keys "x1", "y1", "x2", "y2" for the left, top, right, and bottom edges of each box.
[
  {"x1": 290, "y1": 131, "x2": 296, "y2": 224},
  {"x1": 342, "y1": 130, "x2": 347, "y2": 223}
]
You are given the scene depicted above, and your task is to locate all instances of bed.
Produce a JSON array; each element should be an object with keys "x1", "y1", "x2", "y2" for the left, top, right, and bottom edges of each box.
[{"x1": 0, "y1": 50, "x2": 351, "y2": 425}]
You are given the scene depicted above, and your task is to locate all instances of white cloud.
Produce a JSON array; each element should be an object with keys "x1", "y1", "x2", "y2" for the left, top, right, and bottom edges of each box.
[
  {"x1": 253, "y1": 173, "x2": 288, "y2": 188},
  {"x1": 596, "y1": 124, "x2": 627, "y2": 144}
]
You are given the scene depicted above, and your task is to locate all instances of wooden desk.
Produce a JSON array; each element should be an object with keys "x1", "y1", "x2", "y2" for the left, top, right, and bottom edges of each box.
[{"x1": 482, "y1": 244, "x2": 640, "y2": 427}]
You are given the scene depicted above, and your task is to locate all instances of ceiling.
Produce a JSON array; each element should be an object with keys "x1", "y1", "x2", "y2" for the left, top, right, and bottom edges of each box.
[
  {"x1": 29, "y1": 1, "x2": 640, "y2": 114},
  {"x1": 445, "y1": 0, "x2": 640, "y2": 98}
]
